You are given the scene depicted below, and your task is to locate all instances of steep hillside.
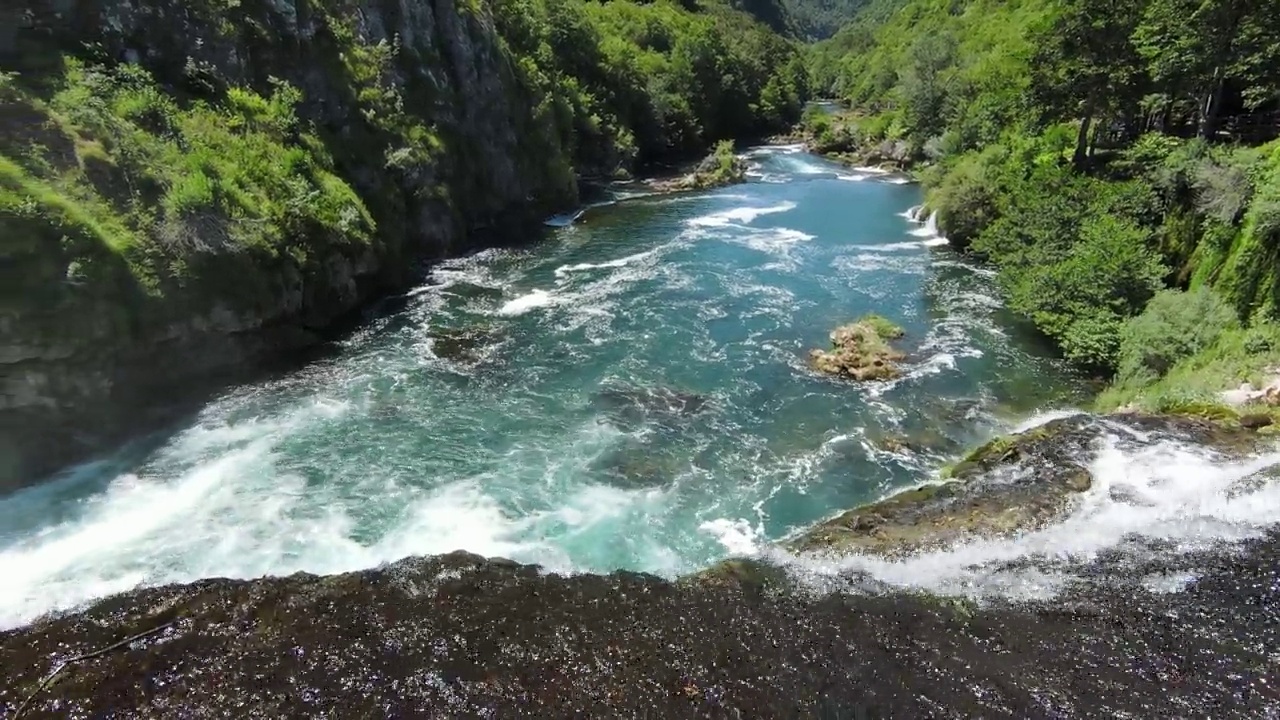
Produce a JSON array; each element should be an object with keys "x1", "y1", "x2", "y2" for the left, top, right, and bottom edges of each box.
[
  {"x1": 778, "y1": 0, "x2": 872, "y2": 39},
  {"x1": 806, "y1": 0, "x2": 1280, "y2": 409},
  {"x1": 0, "y1": 0, "x2": 806, "y2": 489}
]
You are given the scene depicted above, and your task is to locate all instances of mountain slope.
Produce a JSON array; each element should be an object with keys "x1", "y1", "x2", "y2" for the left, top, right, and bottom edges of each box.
[
  {"x1": 805, "y1": 0, "x2": 1280, "y2": 406},
  {"x1": 0, "y1": 0, "x2": 806, "y2": 489}
]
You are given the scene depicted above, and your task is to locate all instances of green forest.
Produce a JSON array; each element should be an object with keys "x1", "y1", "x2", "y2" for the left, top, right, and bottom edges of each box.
[
  {"x1": 1, "y1": 0, "x2": 808, "y2": 353},
  {"x1": 807, "y1": 0, "x2": 1280, "y2": 411}
]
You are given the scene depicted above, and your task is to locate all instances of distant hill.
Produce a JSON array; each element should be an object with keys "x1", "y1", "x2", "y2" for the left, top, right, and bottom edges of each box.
[{"x1": 780, "y1": 0, "x2": 875, "y2": 40}]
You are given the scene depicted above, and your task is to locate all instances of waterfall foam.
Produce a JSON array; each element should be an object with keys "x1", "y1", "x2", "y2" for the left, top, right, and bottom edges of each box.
[
  {"x1": 497, "y1": 289, "x2": 555, "y2": 316},
  {"x1": 782, "y1": 427, "x2": 1280, "y2": 600}
]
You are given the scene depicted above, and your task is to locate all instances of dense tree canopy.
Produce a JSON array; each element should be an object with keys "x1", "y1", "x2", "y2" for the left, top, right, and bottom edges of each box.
[
  {"x1": 808, "y1": 0, "x2": 1280, "y2": 382},
  {"x1": 493, "y1": 0, "x2": 810, "y2": 174}
]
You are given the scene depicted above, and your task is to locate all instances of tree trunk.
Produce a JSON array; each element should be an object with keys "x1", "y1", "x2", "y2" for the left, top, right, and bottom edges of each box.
[
  {"x1": 1199, "y1": 69, "x2": 1226, "y2": 140},
  {"x1": 1074, "y1": 106, "x2": 1094, "y2": 168}
]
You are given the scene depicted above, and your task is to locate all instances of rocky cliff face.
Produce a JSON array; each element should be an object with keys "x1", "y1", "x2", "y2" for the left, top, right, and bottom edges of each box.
[{"x1": 0, "y1": 0, "x2": 578, "y2": 489}]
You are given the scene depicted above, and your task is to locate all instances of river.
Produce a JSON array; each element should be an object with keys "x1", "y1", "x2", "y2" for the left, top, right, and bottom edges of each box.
[{"x1": 0, "y1": 146, "x2": 1097, "y2": 628}]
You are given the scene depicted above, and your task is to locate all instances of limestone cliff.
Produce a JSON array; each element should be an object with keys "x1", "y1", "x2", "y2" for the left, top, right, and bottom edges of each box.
[{"x1": 0, "y1": 0, "x2": 581, "y2": 488}]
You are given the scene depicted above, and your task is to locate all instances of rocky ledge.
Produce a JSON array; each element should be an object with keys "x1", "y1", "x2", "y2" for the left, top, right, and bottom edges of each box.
[
  {"x1": 648, "y1": 141, "x2": 747, "y2": 194},
  {"x1": 3, "y1": 413, "x2": 1278, "y2": 718},
  {"x1": 3, "y1": 538, "x2": 1279, "y2": 718},
  {"x1": 790, "y1": 412, "x2": 1263, "y2": 556}
]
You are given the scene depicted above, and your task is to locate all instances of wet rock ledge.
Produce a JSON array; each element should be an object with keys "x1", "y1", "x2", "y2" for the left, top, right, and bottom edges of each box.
[
  {"x1": 3, "y1": 412, "x2": 1278, "y2": 718},
  {"x1": 791, "y1": 412, "x2": 1264, "y2": 557}
]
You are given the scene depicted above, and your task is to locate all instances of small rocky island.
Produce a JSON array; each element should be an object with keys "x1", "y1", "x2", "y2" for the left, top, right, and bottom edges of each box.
[
  {"x1": 809, "y1": 315, "x2": 906, "y2": 381},
  {"x1": 648, "y1": 141, "x2": 748, "y2": 193}
]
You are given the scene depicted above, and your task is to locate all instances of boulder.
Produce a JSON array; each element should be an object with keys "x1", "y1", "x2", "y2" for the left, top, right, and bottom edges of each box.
[
  {"x1": 809, "y1": 316, "x2": 906, "y2": 382},
  {"x1": 427, "y1": 326, "x2": 502, "y2": 364}
]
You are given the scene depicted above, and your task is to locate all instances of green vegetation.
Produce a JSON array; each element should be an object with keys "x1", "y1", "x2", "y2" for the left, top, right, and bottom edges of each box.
[
  {"x1": 497, "y1": 0, "x2": 809, "y2": 171},
  {"x1": 809, "y1": 0, "x2": 1280, "y2": 406},
  {"x1": 858, "y1": 312, "x2": 905, "y2": 339},
  {"x1": 1115, "y1": 287, "x2": 1238, "y2": 386},
  {"x1": 688, "y1": 140, "x2": 748, "y2": 189},
  {"x1": 1, "y1": 0, "x2": 807, "y2": 345},
  {"x1": 1, "y1": 61, "x2": 375, "y2": 341},
  {"x1": 777, "y1": 0, "x2": 872, "y2": 40}
]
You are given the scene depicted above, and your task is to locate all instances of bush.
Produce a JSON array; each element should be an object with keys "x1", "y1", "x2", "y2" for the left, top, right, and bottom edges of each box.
[
  {"x1": 1192, "y1": 154, "x2": 1254, "y2": 225},
  {"x1": 1243, "y1": 325, "x2": 1276, "y2": 354},
  {"x1": 857, "y1": 313, "x2": 904, "y2": 339},
  {"x1": 1117, "y1": 286, "x2": 1239, "y2": 383},
  {"x1": 928, "y1": 148, "x2": 1003, "y2": 249}
]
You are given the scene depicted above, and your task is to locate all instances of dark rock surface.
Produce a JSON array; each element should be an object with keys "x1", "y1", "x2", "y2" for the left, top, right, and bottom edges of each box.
[
  {"x1": 791, "y1": 413, "x2": 1264, "y2": 556},
  {"x1": 2, "y1": 536, "x2": 1278, "y2": 719}
]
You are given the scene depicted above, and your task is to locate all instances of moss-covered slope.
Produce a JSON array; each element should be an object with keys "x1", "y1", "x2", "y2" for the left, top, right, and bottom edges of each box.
[{"x1": 0, "y1": 0, "x2": 806, "y2": 488}]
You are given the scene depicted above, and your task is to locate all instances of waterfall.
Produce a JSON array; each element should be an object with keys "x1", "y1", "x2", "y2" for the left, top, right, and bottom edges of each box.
[{"x1": 923, "y1": 210, "x2": 940, "y2": 237}]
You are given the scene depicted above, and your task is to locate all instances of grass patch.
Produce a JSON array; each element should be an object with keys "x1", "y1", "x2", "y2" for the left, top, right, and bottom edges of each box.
[
  {"x1": 1097, "y1": 324, "x2": 1280, "y2": 411},
  {"x1": 857, "y1": 313, "x2": 905, "y2": 339}
]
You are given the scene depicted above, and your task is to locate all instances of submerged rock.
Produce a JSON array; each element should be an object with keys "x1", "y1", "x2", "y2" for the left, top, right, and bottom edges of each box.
[
  {"x1": 868, "y1": 426, "x2": 955, "y2": 455},
  {"x1": 792, "y1": 413, "x2": 1263, "y2": 557},
  {"x1": 591, "y1": 437, "x2": 690, "y2": 488},
  {"x1": 592, "y1": 384, "x2": 710, "y2": 430},
  {"x1": 427, "y1": 326, "x2": 502, "y2": 365},
  {"x1": 809, "y1": 315, "x2": 906, "y2": 381}
]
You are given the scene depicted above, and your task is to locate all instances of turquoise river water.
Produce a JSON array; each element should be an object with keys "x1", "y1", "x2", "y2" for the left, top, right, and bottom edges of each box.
[{"x1": 0, "y1": 146, "x2": 1099, "y2": 628}]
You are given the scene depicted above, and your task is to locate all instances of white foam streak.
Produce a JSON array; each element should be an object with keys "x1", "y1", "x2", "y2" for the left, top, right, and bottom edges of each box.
[
  {"x1": 497, "y1": 289, "x2": 554, "y2": 316},
  {"x1": 554, "y1": 250, "x2": 654, "y2": 279},
  {"x1": 688, "y1": 202, "x2": 796, "y2": 228}
]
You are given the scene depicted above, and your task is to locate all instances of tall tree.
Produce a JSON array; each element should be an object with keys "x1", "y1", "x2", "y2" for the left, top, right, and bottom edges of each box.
[
  {"x1": 1134, "y1": 0, "x2": 1278, "y2": 139},
  {"x1": 1029, "y1": 0, "x2": 1146, "y2": 166},
  {"x1": 897, "y1": 31, "x2": 957, "y2": 142}
]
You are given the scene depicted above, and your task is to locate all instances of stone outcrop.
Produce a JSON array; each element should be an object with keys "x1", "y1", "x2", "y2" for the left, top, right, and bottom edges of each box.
[
  {"x1": 648, "y1": 143, "x2": 747, "y2": 193},
  {"x1": 3, "y1": 530, "x2": 1279, "y2": 717},
  {"x1": 790, "y1": 412, "x2": 1264, "y2": 557},
  {"x1": 809, "y1": 315, "x2": 906, "y2": 381}
]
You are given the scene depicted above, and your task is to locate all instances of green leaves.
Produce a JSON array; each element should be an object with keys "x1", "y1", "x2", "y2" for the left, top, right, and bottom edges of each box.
[{"x1": 1117, "y1": 286, "x2": 1239, "y2": 383}]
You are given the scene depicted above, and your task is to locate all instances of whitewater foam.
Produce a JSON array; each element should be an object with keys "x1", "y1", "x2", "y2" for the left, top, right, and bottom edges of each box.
[
  {"x1": 554, "y1": 250, "x2": 655, "y2": 279},
  {"x1": 497, "y1": 289, "x2": 554, "y2": 316},
  {"x1": 688, "y1": 201, "x2": 796, "y2": 227},
  {"x1": 908, "y1": 211, "x2": 944, "y2": 239},
  {"x1": 788, "y1": 430, "x2": 1280, "y2": 600},
  {"x1": 751, "y1": 143, "x2": 806, "y2": 155},
  {"x1": 700, "y1": 518, "x2": 765, "y2": 556}
]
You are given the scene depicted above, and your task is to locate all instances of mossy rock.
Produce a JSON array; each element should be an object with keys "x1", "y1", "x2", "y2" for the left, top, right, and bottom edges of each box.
[
  {"x1": 791, "y1": 412, "x2": 1261, "y2": 558},
  {"x1": 809, "y1": 315, "x2": 907, "y2": 382},
  {"x1": 941, "y1": 423, "x2": 1062, "y2": 481},
  {"x1": 859, "y1": 313, "x2": 904, "y2": 339},
  {"x1": 427, "y1": 325, "x2": 501, "y2": 364},
  {"x1": 1240, "y1": 413, "x2": 1274, "y2": 430},
  {"x1": 682, "y1": 558, "x2": 791, "y2": 592}
]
